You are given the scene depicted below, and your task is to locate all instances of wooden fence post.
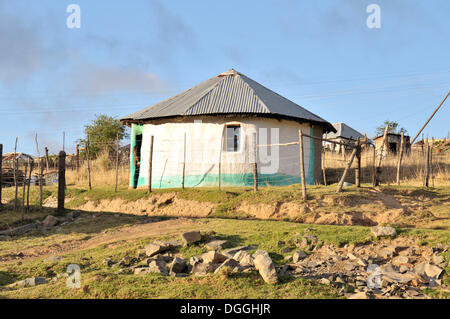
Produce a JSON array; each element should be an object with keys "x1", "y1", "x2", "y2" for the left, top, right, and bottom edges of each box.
[
  {"x1": 21, "y1": 161, "x2": 28, "y2": 222},
  {"x1": 14, "y1": 137, "x2": 18, "y2": 210},
  {"x1": 337, "y1": 139, "x2": 360, "y2": 192},
  {"x1": 396, "y1": 131, "x2": 405, "y2": 185},
  {"x1": 182, "y1": 133, "x2": 186, "y2": 190},
  {"x1": 0, "y1": 144, "x2": 2, "y2": 210},
  {"x1": 424, "y1": 142, "x2": 430, "y2": 187},
  {"x1": 253, "y1": 135, "x2": 258, "y2": 192},
  {"x1": 322, "y1": 149, "x2": 327, "y2": 186},
  {"x1": 115, "y1": 134, "x2": 119, "y2": 193},
  {"x1": 58, "y1": 151, "x2": 66, "y2": 212},
  {"x1": 34, "y1": 134, "x2": 43, "y2": 209},
  {"x1": 45, "y1": 147, "x2": 49, "y2": 172},
  {"x1": 86, "y1": 135, "x2": 92, "y2": 191},
  {"x1": 148, "y1": 135, "x2": 154, "y2": 193},
  {"x1": 372, "y1": 145, "x2": 376, "y2": 186},
  {"x1": 76, "y1": 144, "x2": 80, "y2": 172},
  {"x1": 374, "y1": 125, "x2": 389, "y2": 186},
  {"x1": 430, "y1": 137, "x2": 434, "y2": 188},
  {"x1": 298, "y1": 130, "x2": 306, "y2": 199},
  {"x1": 26, "y1": 158, "x2": 33, "y2": 211},
  {"x1": 355, "y1": 138, "x2": 361, "y2": 187},
  {"x1": 218, "y1": 129, "x2": 224, "y2": 191}
]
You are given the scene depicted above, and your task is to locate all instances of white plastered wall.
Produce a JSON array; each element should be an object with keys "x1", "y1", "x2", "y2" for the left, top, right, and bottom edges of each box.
[{"x1": 137, "y1": 117, "x2": 314, "y2": 186}]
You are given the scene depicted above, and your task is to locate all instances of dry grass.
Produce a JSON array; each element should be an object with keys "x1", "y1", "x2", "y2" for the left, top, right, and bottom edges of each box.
[
  {"x1": 323, "y1": 147, "x2": 450, "y2": 187},
  {"x1": 65, "y1": 152, "x2": 129, "y2": 188}
]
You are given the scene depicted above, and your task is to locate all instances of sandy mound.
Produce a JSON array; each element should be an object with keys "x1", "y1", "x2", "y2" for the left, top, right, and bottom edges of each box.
[{"x1": 79, "y1": 193, "x2": 215, "y2": 218}]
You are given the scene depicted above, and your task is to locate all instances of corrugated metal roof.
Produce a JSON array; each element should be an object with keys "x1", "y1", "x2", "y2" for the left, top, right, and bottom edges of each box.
[
  {"x1": 324, "y1": 123, "x2": 365, "y2": 140},
  {"x1": 121, "y1": 68, "x2": 335, "y2": 132}
]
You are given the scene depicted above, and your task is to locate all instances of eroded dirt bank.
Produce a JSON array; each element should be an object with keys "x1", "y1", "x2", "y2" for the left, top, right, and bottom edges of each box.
[{"x1": 66, "y1": 188, "x2": 446, "y2": 228}]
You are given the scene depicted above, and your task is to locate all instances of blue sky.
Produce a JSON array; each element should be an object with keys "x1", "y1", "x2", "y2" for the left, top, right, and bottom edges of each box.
[{"x1": 0, "y1": 0, "x2": 449, "y2": 154}]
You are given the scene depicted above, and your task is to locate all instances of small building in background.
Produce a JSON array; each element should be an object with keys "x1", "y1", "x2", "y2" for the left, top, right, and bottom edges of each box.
[
  {"x1": 1, "y1": 152, "x2": 34, "y2": 168},
  {"x1": 323, "y1": 123, "x2": 367, "y2": 153},
  {"x1": 373, "y1": 133, "x2": 410, "y2": 156}
]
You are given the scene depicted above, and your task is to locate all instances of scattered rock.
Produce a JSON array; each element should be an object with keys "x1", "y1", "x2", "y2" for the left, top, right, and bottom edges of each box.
[
  {"x1": 318, "y1": 278, "x2": 331, "y2": 285},
  {"x1": 44, "y1": 256, "x2": 63, "y2": 263},
  {"x1": 253, "y1": 250, "x2": 278, "y2": 285},
  {"x1": 103, "y1": 258, "x2": 114, "y2": 267},
  {"x1": 200, "y1": 251, "x2": 227, "y2": 264},
  {"x1": 181, "y1": 231, "x2": 202, "y2": 245},
  {"x1": 431, "y1": 255, "x2": 444, "y2": 265},
  {"x1": 233, "y1": 250, "x2": 254, "y2": 267},
  {"x1": 344, "y1": 261, "x2": 356, "y2": 271},
  {"x1": 43, "y1": 215, "x2": 59, "y2": 228},
  {"x1": 414, "y1": 263, "x2": 443, "y2": 280},
  {"x1": 191, "y1": 262, "x2": 216, "y2": 276},
  {"x1": 293, "y1": 250, "x2": 308, "y2": 263},
  {"x1": 148, "y1": 259, "x2": 168, "y2": 276},
  {"x1": 170, "y1": 257, "x2": 187, "y2": 274},
  {"x1": 281, "y1": 247, "x2": 293, "y2": 254},
  {"x1": 9, "y1": 277, "x2": 47, "y2": 288},
  {"x1": 223, "y1": 245, "x2": 257, "y2": 258},
  {"x1": 277, "y1": 240, "x2": 285, "y2": 247},
  {"x1": 214, "y1": 258, "x2": 241, "y2": 274},
  {"x1": 392, "y1": 256, "x2": 409, "y2": 266},
  {"x1": 204, "y1": 240, "x2": 228, "y2": 251},
  {"x1": 134, "y1": 267, "x2": 150, "y2": 275},
  {"x1": 144, "y1": 243, "x2": 170, "y2": 257},
  {"x1": 371, "y1": 226, "x2": 397, "y2": 238}
]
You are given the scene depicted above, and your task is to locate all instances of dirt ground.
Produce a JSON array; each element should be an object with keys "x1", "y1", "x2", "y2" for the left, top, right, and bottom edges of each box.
[{"x1": 68, "y1": 187, "x2": 449, "y2": 229}]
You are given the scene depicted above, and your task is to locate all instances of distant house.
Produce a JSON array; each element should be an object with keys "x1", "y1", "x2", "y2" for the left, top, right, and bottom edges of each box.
[
  {"x1": 373, "y1": 133, "x2": 410, "y2": 156},
  {"x1": 2, "y1": 152, "x2": 34, "y2": 168},
  {"x1": 323, "y1": 123, "x2": 367, "y2": 153},
  {"x1": 120, "y1": 68, "x2": 336, "y2": 188}
]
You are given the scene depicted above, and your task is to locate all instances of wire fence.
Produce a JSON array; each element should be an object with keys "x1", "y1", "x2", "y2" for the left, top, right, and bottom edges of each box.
[{"x1": 1, "y1": 133, "x2": 449, "y2": 202}]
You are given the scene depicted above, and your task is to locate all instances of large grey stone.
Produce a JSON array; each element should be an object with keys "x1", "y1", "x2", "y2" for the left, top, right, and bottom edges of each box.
[
  {"x1": 293, "y1": 250, "x2": 308, "y2": 263},
  {"x1": 148, "y1": 259, "x2": 168, "y2": 276},
  {"x1": 205, "y1": 240, "x2": 228, "y2": 251},
  {"x1": 223, "y1": 245, "x2": 257, "y2": 258},
  {"x1": 214, "y1": 258, "x2": 241, "y2": 274},
  {"x1": 371, "y1": 226, "x2": 397, "y2": 238},
  {"x1": 233, "y1": 250, "x2": 254, "y2": 267},
  {"x1": 145, "y1": 243, "x2": 170, "y2": 257},
  {"x1": 200, "y1": 251, "x2": 227, "y2": 264},
  {"x1": 181, "y1": 231, "x2": 202, "y2": 245},
  {"x1": 43, "y1": 215, "x2": 59, "y2": 228},
  {"x1": 170, "y1": 257, "x2": 187, "y2": 273},
  {"x1": 414, "y1": 262, "x2": 443, "y2": 280},
  {"x1": 253, "y1": 250, "x2": 278, "y2": 285},
  {"x1": 191, "y1": 262, "x2": 216, "y2": 276}
]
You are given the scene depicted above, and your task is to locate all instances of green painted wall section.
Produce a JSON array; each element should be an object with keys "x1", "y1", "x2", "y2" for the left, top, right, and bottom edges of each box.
[
  {"x1": 130, "y1": 124, "x2": 144, "y2": 188},
  {"x1": 135, "y1": 172, "x2": 303, "y2": 189}
]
